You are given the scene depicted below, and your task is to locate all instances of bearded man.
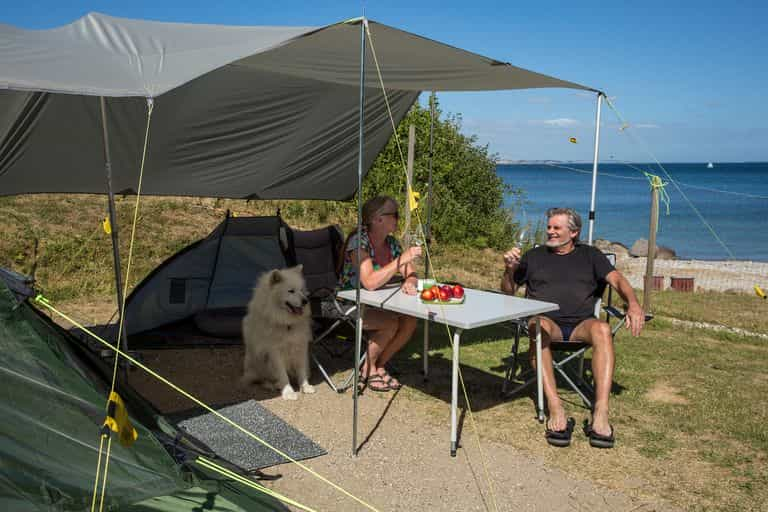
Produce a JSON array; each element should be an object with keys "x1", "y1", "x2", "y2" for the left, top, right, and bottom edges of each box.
[{"x1": 501, "y1": 207, "x2": 645, "y2": 448}]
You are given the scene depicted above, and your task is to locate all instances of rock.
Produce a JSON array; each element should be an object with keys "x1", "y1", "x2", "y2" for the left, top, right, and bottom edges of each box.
[
  {"x1": 630, "y1": 238, "x2": 676, "y2": 259},
  {"x1": 594, "y1": 239, "x2": 630, "y2": 260},
  {"x1": 630, "y1": 239, "x2": 649, "y2": 257},
  {"x1": 656, "y1": 245, "x2": 677, "y2": 260}
]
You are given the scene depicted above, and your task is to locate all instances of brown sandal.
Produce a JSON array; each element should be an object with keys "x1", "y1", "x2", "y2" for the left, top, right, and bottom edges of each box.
[
  {"x1": 366, "y1": 375, "x2": 391, "y2": 392},
  {"x1": 379, "y1": 371, "x2": 402, "y2": 390}
]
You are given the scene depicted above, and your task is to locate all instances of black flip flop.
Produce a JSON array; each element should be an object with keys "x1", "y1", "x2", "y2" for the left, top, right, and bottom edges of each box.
[
  {"x1": 583, "y1": 421, "x2": 615, "y2": 449},
  {"x1": 545, "y1": 417, "x2": 575, "y2": 447}
]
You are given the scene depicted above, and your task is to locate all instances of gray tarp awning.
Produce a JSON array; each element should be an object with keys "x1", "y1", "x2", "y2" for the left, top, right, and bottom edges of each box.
[{"x1": 0, "y1": 13, "x2": 598, "y2": 199}]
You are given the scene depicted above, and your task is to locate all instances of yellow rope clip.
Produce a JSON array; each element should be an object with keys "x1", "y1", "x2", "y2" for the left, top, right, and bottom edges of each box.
[
  {"x1": 643, "y1": 172, "x2": 671, "y2": 216},
  {"x1": 102, "y1": 392, "x2": 138, "y2": 447}
]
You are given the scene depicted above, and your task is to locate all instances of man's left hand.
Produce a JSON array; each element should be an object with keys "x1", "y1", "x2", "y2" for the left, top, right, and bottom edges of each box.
[{"x1": 625, "y1": 302, "x2": 645, "y2": 336}]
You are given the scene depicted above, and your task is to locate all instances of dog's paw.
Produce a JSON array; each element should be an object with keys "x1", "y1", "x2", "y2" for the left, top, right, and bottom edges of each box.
[
  {"x1": 301, "y1": 383, "x2": 316, "y2": 394},
  {"x1": 281, "y1": 385, "x2": 299, "y2": 400}
]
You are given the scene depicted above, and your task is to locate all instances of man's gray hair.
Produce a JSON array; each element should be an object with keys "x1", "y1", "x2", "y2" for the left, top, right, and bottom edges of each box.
[{"x1": 546, "y1": 207, "x2": 582, "y2": 241}]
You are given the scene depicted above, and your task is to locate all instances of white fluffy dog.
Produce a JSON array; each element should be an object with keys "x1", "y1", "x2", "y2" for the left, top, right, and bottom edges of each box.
[{"x1": 241, "y1": 265, "x2": 315, "y2": 400}]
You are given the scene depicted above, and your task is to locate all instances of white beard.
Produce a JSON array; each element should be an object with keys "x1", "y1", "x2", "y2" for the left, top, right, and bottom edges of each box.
[{"x1": 545, "y1": 237, "x2": 571, "y2": 248}]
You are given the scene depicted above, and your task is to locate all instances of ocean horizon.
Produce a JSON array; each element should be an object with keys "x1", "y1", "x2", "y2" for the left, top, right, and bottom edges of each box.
[{"x1": 496, "y1": 162, "x2": 768, "y2": 262}]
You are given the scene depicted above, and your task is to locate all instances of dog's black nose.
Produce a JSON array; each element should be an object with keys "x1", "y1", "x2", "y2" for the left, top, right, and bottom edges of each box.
[{"x1": 302, "y1": 298, "x2": 308, "y2": 306}]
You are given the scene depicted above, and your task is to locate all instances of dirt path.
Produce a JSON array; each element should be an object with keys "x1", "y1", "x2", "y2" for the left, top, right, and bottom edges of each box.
[{"x1": 129, "y1": 347, "x2": 678, "y2": 512}]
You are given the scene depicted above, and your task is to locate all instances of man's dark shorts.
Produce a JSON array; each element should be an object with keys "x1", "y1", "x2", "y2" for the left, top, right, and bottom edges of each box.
[{"x1": 542, "y1": 316, "x2": 593, "y2": 341}]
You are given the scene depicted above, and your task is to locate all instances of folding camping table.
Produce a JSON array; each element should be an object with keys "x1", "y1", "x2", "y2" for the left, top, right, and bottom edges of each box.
[{"x1": 337, "y1": 286, "x2": 558, "y2": 456}]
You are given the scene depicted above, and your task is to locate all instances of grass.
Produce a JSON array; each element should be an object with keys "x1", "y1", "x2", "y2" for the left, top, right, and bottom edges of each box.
[
  {"x1": 391, "y1": 305, "x2": 768, "y2": 511},
  {"x1": 2, "y1": 194, "x2": 767, "y2": 511}
]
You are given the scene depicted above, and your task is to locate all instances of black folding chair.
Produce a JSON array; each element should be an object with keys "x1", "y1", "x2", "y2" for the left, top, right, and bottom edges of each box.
[{"x1": 291, "y1": 225, "x2": 365, "y2": 393}]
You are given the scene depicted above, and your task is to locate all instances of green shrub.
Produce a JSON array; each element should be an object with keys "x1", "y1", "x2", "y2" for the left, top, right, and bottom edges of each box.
[{"x1": 361, "y1": 94, "x2": 520, "y2": 249}]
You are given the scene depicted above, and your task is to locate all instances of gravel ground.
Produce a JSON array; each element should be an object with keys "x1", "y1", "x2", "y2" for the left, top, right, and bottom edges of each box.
[{"x1": 129, "y1": 347, "x2": 679, "y2": 512}]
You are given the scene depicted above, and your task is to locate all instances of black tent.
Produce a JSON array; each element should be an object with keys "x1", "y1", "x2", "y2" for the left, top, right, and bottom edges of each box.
[{"x1": 125, "y1": 213, "x2": 294, "y2": 341}]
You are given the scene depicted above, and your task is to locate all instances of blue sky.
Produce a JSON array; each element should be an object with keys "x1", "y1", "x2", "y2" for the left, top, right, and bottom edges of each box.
[{"x1": 3, "y1": 1, "x2": 766, "y2": 162}]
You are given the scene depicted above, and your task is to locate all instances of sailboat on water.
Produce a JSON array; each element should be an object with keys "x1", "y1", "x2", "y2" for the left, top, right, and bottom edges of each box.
[{"x1": 707, "y1": 162, "x2": 714, "y2": 169}]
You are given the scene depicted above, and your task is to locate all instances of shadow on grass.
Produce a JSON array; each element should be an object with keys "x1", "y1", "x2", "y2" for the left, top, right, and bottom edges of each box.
[{"x1": 313, "y1": 319, "x2": 628, "y2": 429}]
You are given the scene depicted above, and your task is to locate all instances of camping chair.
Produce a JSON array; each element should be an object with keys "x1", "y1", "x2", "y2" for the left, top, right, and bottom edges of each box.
[
  {"x1": 501, "y1": 253, "x2": 629, "y2": 409},
  {"x1": 291, "y1": 225, "x2": 365, "y2": 393}
]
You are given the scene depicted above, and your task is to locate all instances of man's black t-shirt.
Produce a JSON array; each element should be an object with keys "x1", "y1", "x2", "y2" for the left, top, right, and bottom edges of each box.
[{"x1": 512, "y1": 244, "x2": 615, "y2": 326}]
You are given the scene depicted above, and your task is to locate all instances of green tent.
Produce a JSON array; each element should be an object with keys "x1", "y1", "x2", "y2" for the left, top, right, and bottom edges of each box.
[{"x1": 0, "y1": 268, "x2": 288, "y2": 511}]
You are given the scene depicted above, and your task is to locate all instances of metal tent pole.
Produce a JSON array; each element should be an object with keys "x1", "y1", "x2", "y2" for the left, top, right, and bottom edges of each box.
[
  {"x1": 99, "y1": 97, "x2": 129, "y2": 367},
  {"x1": 352, "y1": 17, "x2": 367, "y2": 457},
  {"x1": 587, "y1": 93, "x2": 603, "y2": 245},
  {"x1": 423, "y1": 92, "x2": 436, "y2": 379}
]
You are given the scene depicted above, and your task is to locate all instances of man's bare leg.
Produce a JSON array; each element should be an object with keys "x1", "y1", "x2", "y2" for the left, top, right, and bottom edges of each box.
[
  {"x1": 528, "y1": 316, "x2": 567, "y2": 431},
  {"x1": 571, "y1": 318, "x2": 614, "y2": 437}
]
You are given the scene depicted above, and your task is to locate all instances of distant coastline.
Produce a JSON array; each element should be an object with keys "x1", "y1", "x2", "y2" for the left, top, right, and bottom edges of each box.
[
  {"x1": 495, "y1": 160, "x2": 768, "y2": 165},
  {"x1": 496, "y1": 162, "x2": 768, "y2": 262}
]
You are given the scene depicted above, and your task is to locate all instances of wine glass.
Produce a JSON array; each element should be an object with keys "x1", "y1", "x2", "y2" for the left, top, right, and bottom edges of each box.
[
  {"x1": 516, "y1": 224, "x2": 531, "y2": 250},
  {"x1": 406, "y1": 226, "x2": 425, "y2": 249}
]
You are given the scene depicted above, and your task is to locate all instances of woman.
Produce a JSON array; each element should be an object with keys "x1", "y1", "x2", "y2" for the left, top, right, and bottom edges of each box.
[{"x1": 339, "y1": 195, "x2": 422, "y2": 392}]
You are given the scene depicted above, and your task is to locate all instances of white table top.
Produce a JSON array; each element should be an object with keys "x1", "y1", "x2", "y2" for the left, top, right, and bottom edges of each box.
[{"x1": 337, "y1": 286, "x2": 558, "y2": 330}]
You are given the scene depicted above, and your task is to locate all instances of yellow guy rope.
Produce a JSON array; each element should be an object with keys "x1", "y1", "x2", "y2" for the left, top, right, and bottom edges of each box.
[
  {"x1": 365, "y1": 21, "x2": 499, "y2": 512},
  {"x1": 196, "y1": 457, "x2": 317, "y2": 512},
  {"x1": 604, "y1": 97, "x2": 736, "y2": 259},
  {"x1": 89, "y1": 98, "x2": 154, "y2": 512},
  {"x1": 33, "y1": 295, "x2": 380, "y2": 512},
  {"x1": 110, "y1": 98, "x2": 154, "y2": 390}
]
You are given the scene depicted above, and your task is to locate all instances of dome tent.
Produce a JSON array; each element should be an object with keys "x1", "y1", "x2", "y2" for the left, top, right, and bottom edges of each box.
[
  {"x1": 125, "y1": 213, "x2": 295, "y2": 340},
  {"x1": 0, "y1": 269, "x2": 289, "y2": 511}
]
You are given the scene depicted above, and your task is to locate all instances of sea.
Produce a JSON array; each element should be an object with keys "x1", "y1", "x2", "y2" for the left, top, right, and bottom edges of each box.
[{"x1": 496, "y1": 162, "x2": 768, "y2": 262}]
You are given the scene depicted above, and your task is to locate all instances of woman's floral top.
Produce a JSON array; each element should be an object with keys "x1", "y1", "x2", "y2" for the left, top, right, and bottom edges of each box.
[{"x1": 339, "y1": 227, "x2": 402, "y2": 290}]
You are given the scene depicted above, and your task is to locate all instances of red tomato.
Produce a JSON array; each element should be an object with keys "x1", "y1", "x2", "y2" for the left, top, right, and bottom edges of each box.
[
  {"x1": 429, "y1": 285, "x2": 440, "y2": 296},
  {"x1": 438, "y1": 289, "x2": 451, "y2": 302},
  {"x1": 440, "y1": 285, "x2": 453, "y2": 298},
  {"x1": 452, "y1": 284, "x2": 464, "y2": 299},
  {"x1": 421, "y1": 289, "x2": 435, "y2": 301}
]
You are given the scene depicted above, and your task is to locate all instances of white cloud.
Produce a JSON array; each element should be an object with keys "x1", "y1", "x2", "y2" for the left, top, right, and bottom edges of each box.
[{"x1": 529, "y1": 118, "x2": 580, "y2": 127}]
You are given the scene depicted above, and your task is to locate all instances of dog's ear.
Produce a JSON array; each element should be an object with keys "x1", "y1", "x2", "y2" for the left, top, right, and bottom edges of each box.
[
  {"x1": 294, "y1": 264, "x2": 303, "y2": 273},
  {"x1": 269, "y1": 269, "x2": 283, "y2": 285}
]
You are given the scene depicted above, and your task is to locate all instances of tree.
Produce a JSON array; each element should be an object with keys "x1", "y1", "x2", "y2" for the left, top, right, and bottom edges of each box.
[{"x1": 362, "y1": 94, "x2": 518, "y2": 249}]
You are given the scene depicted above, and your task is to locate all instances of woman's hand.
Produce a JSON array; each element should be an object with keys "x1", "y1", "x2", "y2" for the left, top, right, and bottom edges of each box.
[
  {"x1": 400, "y1": 245, "x2": 423, "y2": 265},
  {"x1": 402, "y1": 275, "x2": 418, "y2": 295}
]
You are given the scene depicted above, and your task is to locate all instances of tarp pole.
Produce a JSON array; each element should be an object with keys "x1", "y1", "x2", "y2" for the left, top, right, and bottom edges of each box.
[
  {"x1": 99, "y1": 97, "x2": 129, "y2": 367},
  {"x1": 423, "y1": 92, "x2": 436, "y2": 379},
  {"x1": 425, "y1": 92, "x2": 435, "y2": 275},
  {"x1": 587, "y1": 92, "x2": 603, "y2": 245},
  {"x1": 352, "y1": 17, "x2": 367, "y2": 457}
]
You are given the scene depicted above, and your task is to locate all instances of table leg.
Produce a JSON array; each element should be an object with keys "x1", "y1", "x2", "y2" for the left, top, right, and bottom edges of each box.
[
  {"x1": 450, "y1": 328, "x2": 463, "y2": 456},
  {"x1": 422, "y1": 320, "x2": 430, "y2": 380},
  {"x1": 536, "y1": 317, "x2": 544, "y2": 422}
]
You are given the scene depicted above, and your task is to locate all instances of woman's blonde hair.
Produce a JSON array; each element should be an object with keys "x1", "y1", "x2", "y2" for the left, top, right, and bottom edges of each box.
[{"x1": 362, "y1": 195, "x2": 399, "y2": 227}]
